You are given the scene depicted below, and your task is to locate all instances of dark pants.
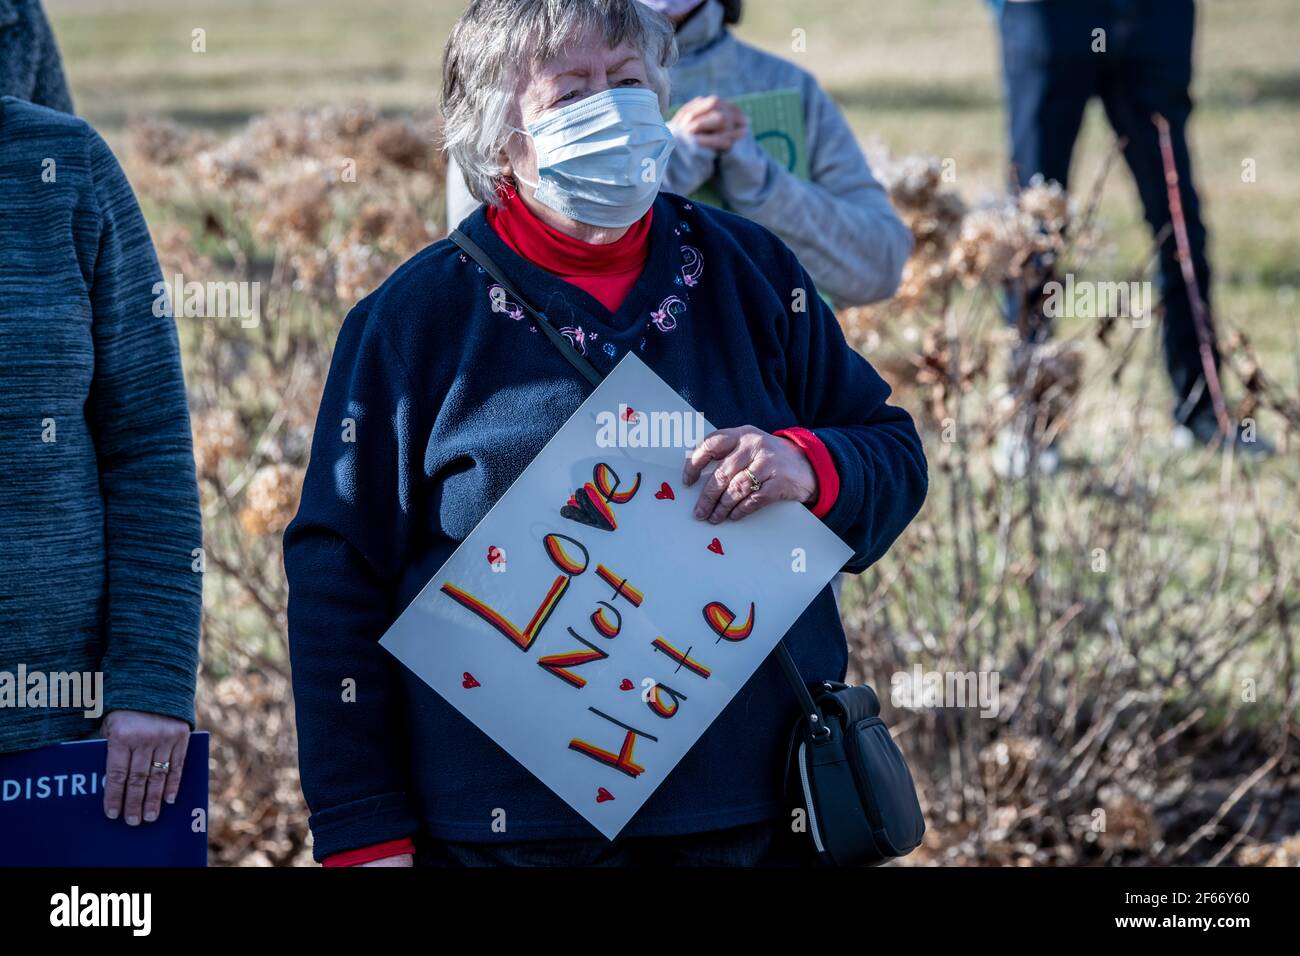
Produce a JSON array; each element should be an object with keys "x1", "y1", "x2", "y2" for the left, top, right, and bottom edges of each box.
[
  {"x1": 413, "y1": 818, "x2": 819, "y2": 867},
  {"x1": 1000, "y1": 0, "x2": 1217, "y2": 421}
]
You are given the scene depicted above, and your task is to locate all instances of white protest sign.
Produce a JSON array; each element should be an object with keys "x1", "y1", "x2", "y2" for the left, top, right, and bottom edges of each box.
[{"x1": 379, "y1": 353, "x2": 852, "y2": 838}]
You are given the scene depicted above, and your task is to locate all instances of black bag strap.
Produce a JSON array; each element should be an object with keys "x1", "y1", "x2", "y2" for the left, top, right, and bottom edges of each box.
[
  {"x1": 447, "y1": 226, "x2": 829, "y2": 736},
  {"x1": 450, "y1": 229, "x2": 602, "y2": 390},
  {"x1": 775, "y1": 641, "x2": 831, "y2": 739}
]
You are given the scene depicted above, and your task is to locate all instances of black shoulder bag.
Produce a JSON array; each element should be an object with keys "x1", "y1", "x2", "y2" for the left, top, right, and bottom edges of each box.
[{"x1": 447, "y1": 228, "x2": 926, "y2": 866}]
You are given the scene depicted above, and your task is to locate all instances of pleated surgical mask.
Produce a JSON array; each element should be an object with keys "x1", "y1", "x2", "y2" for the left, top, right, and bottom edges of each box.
[{"x1": 511, "y1": 87, "x2": 675, "y2": 229}]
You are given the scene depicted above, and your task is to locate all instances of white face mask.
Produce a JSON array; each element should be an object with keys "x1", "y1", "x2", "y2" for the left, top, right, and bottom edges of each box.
[
  {"x1": 512, "y1": 87, "x2": 675, "y2": 229},
  {"x1": 638, "y1": 0, "x2": 706, "y2": 18}
]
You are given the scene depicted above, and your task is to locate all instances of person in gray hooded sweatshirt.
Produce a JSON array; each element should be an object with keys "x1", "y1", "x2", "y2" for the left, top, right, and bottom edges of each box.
[{"x1": 444, "y1": 0, "x2": 912, "y2": 308}]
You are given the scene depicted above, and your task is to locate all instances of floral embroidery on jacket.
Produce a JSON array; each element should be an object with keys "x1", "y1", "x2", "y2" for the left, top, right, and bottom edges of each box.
[
  {"x1": 561, "y1": 325, "x2": 597, "y2": 355},
  {"x1": 479, "y1": 203, "x2": 706, "y2": 352},
  {"x1": 679, "y1": 245, "x2": 703, "y2": 287},
  {"x1": 649, "y1": 295, "x2": 687, "y2": 332},
  {"x1": 487, "y1": 283, "x2": 527, "y2": 322}
]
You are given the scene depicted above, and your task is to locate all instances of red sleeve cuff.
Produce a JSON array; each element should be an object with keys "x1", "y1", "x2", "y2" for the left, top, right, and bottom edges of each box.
[
  {"x1": 774, "y1": 427, "x2": 840, "y2": 519},
  {"x1": 322, "y1": 837, "x2": 416, "y2": 867}
]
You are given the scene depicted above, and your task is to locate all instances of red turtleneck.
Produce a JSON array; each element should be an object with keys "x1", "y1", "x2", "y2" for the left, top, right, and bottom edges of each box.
[{"x1": 486, "y1": 186, "x2": 652, "y2": 313}]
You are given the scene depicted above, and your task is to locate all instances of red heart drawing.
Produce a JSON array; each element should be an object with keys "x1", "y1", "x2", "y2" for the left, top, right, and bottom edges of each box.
[
  {"x1": 622, "y1": 406, "x2": 638, "y2": 422},
  {"x1": 462, "y1": 672, "x2": 481, "y2": 689},
  {"x1": 654, "y1": 481, "x2": 675, "y2": 500},
  {"x1": 486, "y1": 545, "x2": 503, "y2": 565},
  {"x1": 620, "y1": 678, "x2": 634, "y2": 691},
  {"x1": 596, "y1": 787, "x2": 615, "y2": 803},
  {"x1": 707, "y1": 537, "x2": 724, "y2": 555}
]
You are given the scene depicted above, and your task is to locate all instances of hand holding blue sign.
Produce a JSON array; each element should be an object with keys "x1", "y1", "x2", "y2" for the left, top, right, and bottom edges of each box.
[
  {"x1": 0, "y1": 733, "x2": 208, "y2": 866},
  {"x1": 100, "y1": 710, "x2": 190, "y2": 826}
]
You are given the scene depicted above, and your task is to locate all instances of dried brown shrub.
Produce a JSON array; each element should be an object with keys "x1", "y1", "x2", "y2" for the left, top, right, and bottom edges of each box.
[
  {"x1": 129, "y1": 103, "x2": 443, "y2": 865},
  {"x1": 845, "y1": 148, "x2": 1298, "y2": 867}
]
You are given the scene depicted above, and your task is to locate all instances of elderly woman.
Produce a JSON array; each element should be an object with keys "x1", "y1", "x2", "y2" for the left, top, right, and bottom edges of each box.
[
  {"x1": 447, "y1": 0, "x2": 912, "y2": 308},
  {"x1": 285, "y1": 0, "x2": 927, "y2": 868}
]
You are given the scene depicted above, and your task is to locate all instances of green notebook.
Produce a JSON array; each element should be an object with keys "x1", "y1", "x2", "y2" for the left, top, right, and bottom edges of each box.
[{"x1": 669, "y1": 87, "x2": 808, "y2": 210}]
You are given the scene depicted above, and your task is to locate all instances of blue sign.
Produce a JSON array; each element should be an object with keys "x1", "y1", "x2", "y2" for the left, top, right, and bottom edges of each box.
[{"x1": 0, "y1": 732, "x2": 208, "y2": 867}]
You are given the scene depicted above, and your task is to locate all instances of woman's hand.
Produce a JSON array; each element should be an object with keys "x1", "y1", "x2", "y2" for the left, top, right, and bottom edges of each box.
[
  {"x1": 669, "y1": 95, "x2": 748, "y2": 153},
  {"x1": 100, "y1": 709, "x2": 190, "y2": 825},
  {"x1": 682, "y1": 426, "x2": 817, "y2": 523}
]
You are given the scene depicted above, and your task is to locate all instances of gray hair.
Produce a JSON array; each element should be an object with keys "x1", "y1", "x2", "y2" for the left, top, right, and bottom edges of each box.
[{"x1": 441, "y1": 0, "x2": 677, "y2": 205}]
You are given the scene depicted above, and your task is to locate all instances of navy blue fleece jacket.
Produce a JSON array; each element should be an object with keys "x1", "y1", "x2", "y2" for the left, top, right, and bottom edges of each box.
[{"x1": 283, "y1": 193, "x2": 927, "y2": 859}]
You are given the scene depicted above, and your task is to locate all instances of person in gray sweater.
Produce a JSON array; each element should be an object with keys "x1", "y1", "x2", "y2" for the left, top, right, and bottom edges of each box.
[
  {"x1": 445, "y1": 0, "x2": 912, "y2": 307},
  {"x1": 0, "y1": 0, "x2": 73, "y2": 113},
  {"x1": 0, "y1": 97, "x2": 202, "y2": 829}
]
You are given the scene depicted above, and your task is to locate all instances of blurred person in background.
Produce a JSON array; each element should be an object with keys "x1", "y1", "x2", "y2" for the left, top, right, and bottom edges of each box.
[
  {"x1": 0, "y1": 0, "x2": 73, "y2": 112},
  {"x1": 286, "y1": 0, "x2": 927, "y2": 868},
  {"x1": 0, "y1": 97, "x2": 202, "y2": 830},
  {"x1": 992, "y1": 0, "x2": 1273, "y2": 469},
  {"x1": 446, "y1": 0, "x2": 912, "y2": 308}
]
